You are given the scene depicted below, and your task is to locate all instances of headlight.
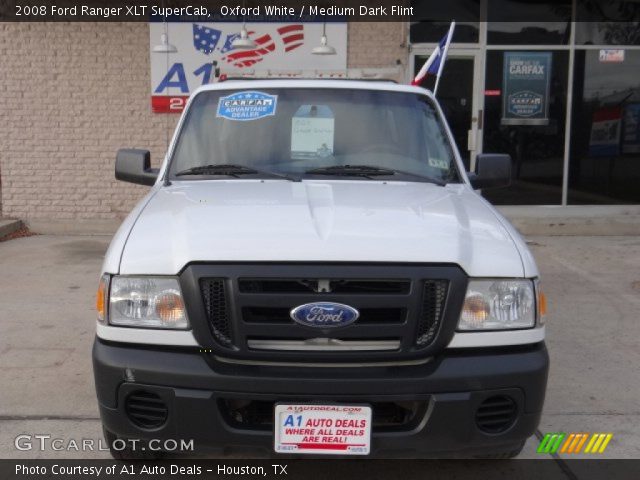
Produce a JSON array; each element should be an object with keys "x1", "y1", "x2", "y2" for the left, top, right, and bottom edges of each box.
[
  {"x1": 108, "y1": 277, "x2": 189, "y2": 329},
  {"x1": 458, "y1": 279, "x2": 535, "y2": 331}
]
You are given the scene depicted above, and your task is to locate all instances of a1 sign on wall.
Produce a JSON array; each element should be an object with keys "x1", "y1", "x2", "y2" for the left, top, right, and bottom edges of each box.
[{"x1": 149, "y1": 22, "x2": 347, "y2": 113}]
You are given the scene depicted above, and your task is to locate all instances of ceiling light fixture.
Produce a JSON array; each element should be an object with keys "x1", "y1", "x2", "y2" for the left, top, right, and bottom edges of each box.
[
  {"x1": 231, "y1": 0, "x2": 257, "y2": 50},
  {"x1": 312, "y1": 23, "x2": 337, "y2": 55}
]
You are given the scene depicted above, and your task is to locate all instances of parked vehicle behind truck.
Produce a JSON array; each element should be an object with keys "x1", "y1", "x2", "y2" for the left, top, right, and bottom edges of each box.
[{"x1": 93, "y1": 79, "x2": 548, "y2": 458}]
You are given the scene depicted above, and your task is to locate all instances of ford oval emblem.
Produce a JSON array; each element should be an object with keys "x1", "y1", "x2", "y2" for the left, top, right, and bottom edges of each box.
[{"x1": 290, "y1": 302, "x2": 360, "y2": 328}]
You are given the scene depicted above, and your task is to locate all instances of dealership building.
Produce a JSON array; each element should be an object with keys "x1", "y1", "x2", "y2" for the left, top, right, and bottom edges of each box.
[{"x1": 1, "y1": 0, "x2": 639, "y2": 233}]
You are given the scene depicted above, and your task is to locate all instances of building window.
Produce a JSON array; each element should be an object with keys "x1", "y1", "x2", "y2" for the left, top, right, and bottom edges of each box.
[
  {"x1": 410, "y1": 0, "x2": 480, "y2": 43},
  {"x1": 568, "y1": 49, "x2": 640, "y2": 204},
  {"x1": 576, "y1": 0, "x2": 640, "y2": 45},
  {"x1": 482, "y1": 50, "x2": 569, "y2": 205},
  {"x1": 410, "y1": 3, "x2": 640, "y2": 205},
  {"x1": 487, "y1": 0, "x2": 572, "y2": 45}
]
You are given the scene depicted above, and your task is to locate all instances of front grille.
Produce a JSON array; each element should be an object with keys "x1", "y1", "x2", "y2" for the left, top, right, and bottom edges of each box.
[
  {"x1": 183, "y1": 264, "x2": 466, "y2": 363},
  {"x1": 475, "y1": 395, "x2": 518, "y2": 434},
  {"x1": 200, "y1": 279, "x2": 232, "y2": 346},
  {"x1": 247, "y1": 338, "x2": 401, "y2": 351},
  {"x1": 242, "y1": 307, "x2": 406, "y2": 324},
  {"x1": 125, "y1": 391, "x2": 168, "y2": 429},
  {"x1": 219, "y1": 399, "x2": 427, "y2": 432},
  {"x1": 416, "y1": 280, "x2": 449, "y2": 346},
  {"x1": 239, "y1": 279, "x2": 411, "y2": 294}
]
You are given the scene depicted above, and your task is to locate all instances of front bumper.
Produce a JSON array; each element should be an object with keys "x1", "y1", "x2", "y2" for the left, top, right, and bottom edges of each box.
[{"x1": 93, "y1": 338, "x2": 549, "y2": 457}]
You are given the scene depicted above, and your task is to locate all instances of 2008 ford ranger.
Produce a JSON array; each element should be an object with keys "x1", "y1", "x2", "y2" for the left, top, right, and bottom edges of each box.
[{"x1": 93, "y1": 79, "x2": 548, "y2": 458}]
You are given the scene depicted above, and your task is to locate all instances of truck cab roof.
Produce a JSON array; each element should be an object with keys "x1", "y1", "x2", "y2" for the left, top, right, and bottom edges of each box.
[{"x1": 191, "y1": 78, "x2": 432, "y2": 97}]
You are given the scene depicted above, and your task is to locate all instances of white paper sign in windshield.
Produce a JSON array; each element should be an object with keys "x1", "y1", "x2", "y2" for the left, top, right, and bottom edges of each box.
[{"x1": 291, "y1": 105, "x2": 335, "y2": 160}]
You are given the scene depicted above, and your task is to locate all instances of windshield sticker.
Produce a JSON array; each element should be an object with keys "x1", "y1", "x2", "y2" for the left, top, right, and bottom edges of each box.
[
  {"x1": 216, "y1": 91, "x2": 277, "y2": 121},
  {"x1": 291, "y1": 105, "x2": 335, "y2": 160},
  {"x1": 428, "y1": 157, "x2": 449, "y2": 169}
]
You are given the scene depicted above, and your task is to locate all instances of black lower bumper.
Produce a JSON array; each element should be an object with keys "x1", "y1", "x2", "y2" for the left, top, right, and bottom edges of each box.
[{"x1": 92, "y1": 339, "x2": 549, "y2": 457}]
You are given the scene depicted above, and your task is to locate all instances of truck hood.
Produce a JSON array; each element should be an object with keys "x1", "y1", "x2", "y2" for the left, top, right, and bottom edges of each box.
[{"x1": 118, "y1": 180, "x2": 525, "y2": 277}]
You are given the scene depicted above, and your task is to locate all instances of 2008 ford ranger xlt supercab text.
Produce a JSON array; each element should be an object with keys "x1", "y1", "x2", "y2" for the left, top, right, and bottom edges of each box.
[{"x1": 93, "y1": 79, "x2": 548, "y2": 459}]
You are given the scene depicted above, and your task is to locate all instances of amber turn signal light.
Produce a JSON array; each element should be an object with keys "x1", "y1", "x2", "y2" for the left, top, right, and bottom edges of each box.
[
  {"x1": 155, "y1": 292, "x2": 186, "y2": 323},
  {"x1": 96, "y1": 275, "x2": 108, "y2": 323},
  {"x1": 538, "y1": 290, "x2": 548, "y2": 323}
]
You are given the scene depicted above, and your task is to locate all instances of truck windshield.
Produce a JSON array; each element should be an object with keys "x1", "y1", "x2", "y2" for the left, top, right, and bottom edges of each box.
[{"x1": 168, "y1": 88, "x2": 461, "y2": 183}]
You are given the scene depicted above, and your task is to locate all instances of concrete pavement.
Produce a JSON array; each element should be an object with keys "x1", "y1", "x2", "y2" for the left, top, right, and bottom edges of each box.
[{"x1": 0, "y1": 234, "x2": 638, "y2": 461}]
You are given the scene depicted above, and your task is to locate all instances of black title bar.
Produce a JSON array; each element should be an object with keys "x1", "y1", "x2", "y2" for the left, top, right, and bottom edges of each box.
[{"x1": 1, "y1": 0, "x2": 639, "y2": 23}]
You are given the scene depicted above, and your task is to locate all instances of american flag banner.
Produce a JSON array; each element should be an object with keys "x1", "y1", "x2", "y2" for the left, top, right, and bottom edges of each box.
[
  {"x1": 277, "y1": 24, "x2": 304, "y2": 52},
  {"x1": 221, "y1": 25, "x2": 304, "y2": 67},
  {"x1": 220, "y1": 33, "x2": 240, "y2": 54},
  {"x1": 222, "y1": 32, "x2": 276, "y2": 68},
  {"x1": 192, "y1": 24, "x2": 222, "y2": 55}
]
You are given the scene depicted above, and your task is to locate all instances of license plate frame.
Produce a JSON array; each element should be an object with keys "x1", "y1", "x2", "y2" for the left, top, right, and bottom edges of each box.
[{"x1": 274, "y1": 404, "x2": 372, "y2": 456}]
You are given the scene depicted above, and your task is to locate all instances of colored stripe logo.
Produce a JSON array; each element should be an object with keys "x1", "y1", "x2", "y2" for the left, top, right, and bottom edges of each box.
[{"x1": 538, "y1": 433, "x2": 613, "y2": 454}]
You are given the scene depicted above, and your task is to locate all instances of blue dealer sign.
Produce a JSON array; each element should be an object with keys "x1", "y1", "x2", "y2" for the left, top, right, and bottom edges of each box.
[
  {"x1": 216, "y1": 91, "x2": 277, "y2": 121},
  {"x1": 502, "y1": 52, "x2": 552, "y2": 126}
]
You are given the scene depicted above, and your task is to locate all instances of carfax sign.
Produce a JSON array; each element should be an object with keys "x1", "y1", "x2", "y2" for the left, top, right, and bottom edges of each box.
[
  {"x1": 502, "y1": 52, "x2": 552, "y2": 125},
  {"x1": 216, "y1": 91, "x2": 277, "y2": 121}
]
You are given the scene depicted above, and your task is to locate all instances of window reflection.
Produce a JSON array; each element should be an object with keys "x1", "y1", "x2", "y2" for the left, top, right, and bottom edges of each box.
[
  {"x1": 488, "y1": 22, "x2": 571, "y2": 45},
  {"x1": 410, "y1": 0, "x2": 480, "y2": 43},
  {"x1": 482, "y1": 51, "x2": 568, "y2": 205},
  {"x1": 568, "y1": 50, "x2": 640, "y2": 204},
  {"x1": 487, "y1": 0, "x2": 571, "y2": 45},
  {"x1": 576, "y1": 1, "x2": 640, "y2": 45},
  {"x1": 410, "y1": 21, "x2": 480, "y2": 44}
]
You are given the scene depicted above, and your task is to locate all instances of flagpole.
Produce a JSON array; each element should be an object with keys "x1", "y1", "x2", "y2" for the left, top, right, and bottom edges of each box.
[{"x1": 433, "y1": 21, "x2": 455, "y2": 97}]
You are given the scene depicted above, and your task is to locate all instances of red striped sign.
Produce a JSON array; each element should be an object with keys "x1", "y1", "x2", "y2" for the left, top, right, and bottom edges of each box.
[
  {"x1": 278, "y1": 24, "x2": 304, "y2": 52},
  {"x1": 151, "y1": 96, "x2": 189, "y2": 114}
]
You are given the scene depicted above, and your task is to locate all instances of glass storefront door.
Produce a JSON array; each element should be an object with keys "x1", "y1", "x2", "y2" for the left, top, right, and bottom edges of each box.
[{"x1": 412, "y1": 50, "x2": 484, "y2": 170}]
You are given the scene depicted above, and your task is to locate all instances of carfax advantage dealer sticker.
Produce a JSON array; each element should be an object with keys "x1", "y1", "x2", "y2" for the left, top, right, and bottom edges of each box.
[{"x1": 216, "y1": 91, "x2": 277, "y2": 121}]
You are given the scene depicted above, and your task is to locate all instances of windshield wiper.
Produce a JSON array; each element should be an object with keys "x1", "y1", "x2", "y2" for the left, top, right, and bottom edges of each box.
[
  {"x1": 305, "y1": 165, "x2": 446, "y2": 185},
  {"x1": 175, "y1": 164, "x2": 297, "y2": 181},
  {"x1": 305, "y1": 165, "x2": 395, "y2": 178}
]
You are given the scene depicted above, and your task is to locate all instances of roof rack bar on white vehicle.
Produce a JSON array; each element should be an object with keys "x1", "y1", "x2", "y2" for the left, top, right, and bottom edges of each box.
[{"x1": 216, "y1": 67, "x2": 404, "y2": 83}]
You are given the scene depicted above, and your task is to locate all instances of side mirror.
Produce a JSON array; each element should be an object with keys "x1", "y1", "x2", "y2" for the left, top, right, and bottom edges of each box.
[
  {"x1": 468, "y1": 153, "x2": 512, "y2": 190},
  {"x1": 115, "y1": 149, "x2": 158, "y2": 186}
]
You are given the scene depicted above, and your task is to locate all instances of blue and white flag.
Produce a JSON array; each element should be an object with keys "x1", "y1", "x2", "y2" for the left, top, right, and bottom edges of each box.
[
  {"x1": 412, "y1": 22, "x2": 455, "y2": 94},
  {"x1": 193, "y1": 24, "x2": 222, "y2": 55}
]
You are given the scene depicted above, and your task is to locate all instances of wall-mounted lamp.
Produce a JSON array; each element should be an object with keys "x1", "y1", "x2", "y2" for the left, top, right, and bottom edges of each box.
[{"x1": 312, "y1": 23, "x2": 336, "y2": 55}]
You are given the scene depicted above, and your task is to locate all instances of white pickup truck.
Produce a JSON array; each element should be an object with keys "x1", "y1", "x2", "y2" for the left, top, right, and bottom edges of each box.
[{"x1": 93, "y1": 79, "x2": 548, "y2": 458}]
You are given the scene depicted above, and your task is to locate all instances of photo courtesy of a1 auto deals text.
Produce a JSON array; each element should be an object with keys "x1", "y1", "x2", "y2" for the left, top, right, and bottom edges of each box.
[{"x1": 14, "y1": 463, "x2": 289, "y2": 477}]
